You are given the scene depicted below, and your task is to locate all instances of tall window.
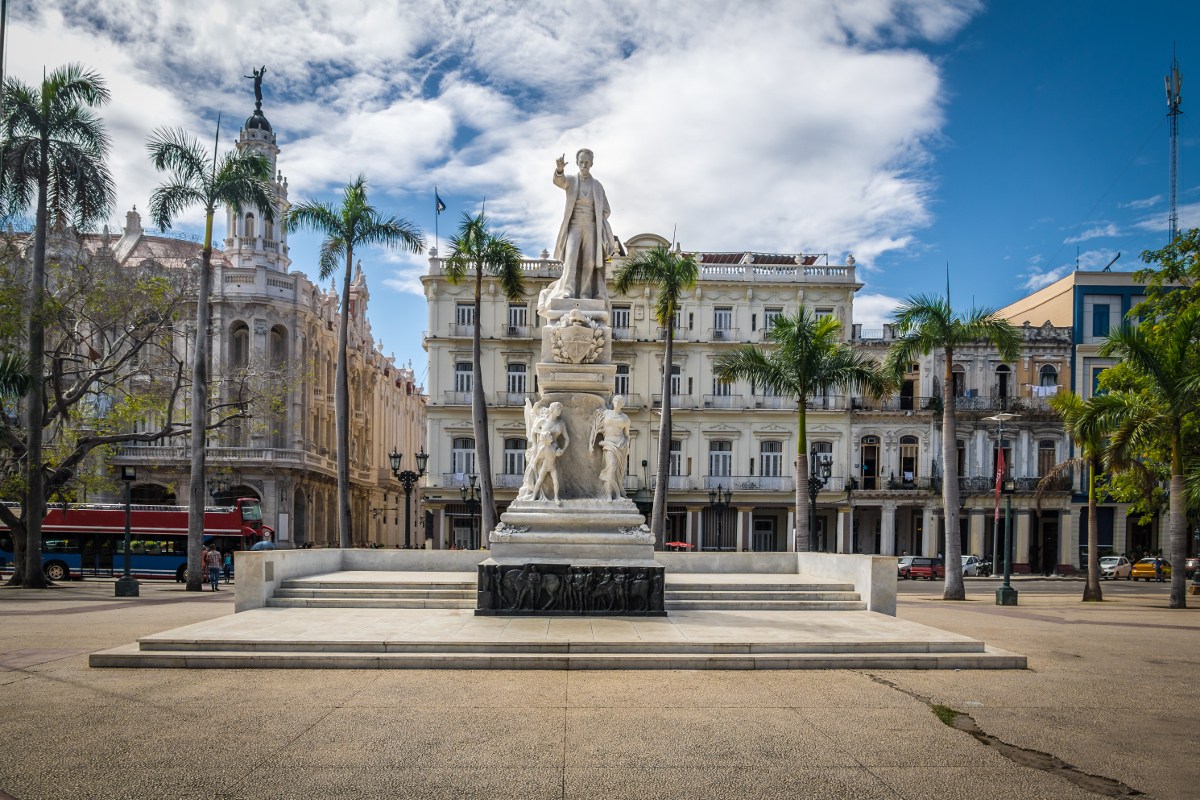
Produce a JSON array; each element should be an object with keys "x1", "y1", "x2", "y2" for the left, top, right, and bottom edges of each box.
[
  {"x1": 899, "y1": 436, "x2": 918, "y2": 480},
  {"x1": 952, "y1": 365, "x2": 966, "y2": 397},
  {"x1": 815, "y1": 308, "x2": 833, "y2": 320},
  {"x1": 712, "y1": 377, "x2": 733, "y2": 396},
  {"x1": 956, "y1": 439, "x2": 966, "y2": 476},
  {"x1": 993, "y1": 440, "x2": 1012, "y2": 480},
  {"x1": 231, "y1": 322, "x2": 249, "y2": 368},
  {"x1": 451, "y1": 438, "x2": 476, "y2": 475},
  {"x1": 760, "y1": 441, "x2": 782, "y2": 477},
  {"x1": 764, "y1": 307, "x2": 783, "y2": 330},
  {"x1": 709, "y1": 440, "x2": 732, "y2": 477},
  {"x1": 1038, "y1": 440, "x2": 1057, "y2": 477},
  {"x1": 614, "y1": 364, "x2": 630, "y2": 395},
  {"x1": 264, "y1": 220, "x2": 274, "y2": 240},
  {"x1": 507, "y1": 303, "x2": 526, "y2": 326},
  {"x1": 270, "y1": 326, "x2": 287, "y2": 368},
  {"x1": 713, "y1": 307, "x2": 733, "y2": 329},
  {"x1": 812, "y1": 441, "x2": 833, "y2": 476},
  {"x1": 455, "y1": 303, "x2": 474, "y2": 326},
  {"x1": 995, "y1": 364, "x2": 1011, "y2": 398},
  {"x1": 506, "y1": 363, "x2": 527, "y2": 394},
  {"x1": 612, "y1": 306, "x2": 630, "y2": 329},
  {"x1": 454, "y1": 362, "x2": 472, "y2": 393},
  {"x1": 669, "y1": 440, "x2": 683, "y2": 476},
  {"x1": 1040, "y1": 364, "x2": 1058, "y2": 386},
  {"x1": 1092, "y1": 303, "x2": 1110, "y2": 338},
  {"x1": 504, "y1": 438, "x2": 526, "y2": 475},
  {"x1": 661, "y1": 364, "x2": 681, "y2": 395},
  {"x1": 245, "y1": 214, "x2": 255, "y2": 238}
]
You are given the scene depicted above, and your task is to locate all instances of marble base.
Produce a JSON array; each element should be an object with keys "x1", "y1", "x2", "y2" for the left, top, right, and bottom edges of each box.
[
  {"x1": 475, "y1": 557, "x2": 666, "y2": 617},
  {"x1": 492, "y1": 498, "x2": 653, "y2": 561}
]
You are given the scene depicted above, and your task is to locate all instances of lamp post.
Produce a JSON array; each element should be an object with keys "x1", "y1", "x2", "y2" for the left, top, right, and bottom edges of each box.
[
  {"x1": 807, "y1": 450, "x2": 832, "y2": 552},
  {"x1": 708, "y1": 484, "x2": 733, "y2": 551},
  {"x1": 460, "y1": 474, "x2": 481, "y2": 550},
  {"x1": 997, "y1": 477, "x2": 1018, "y2": 605},
  {"x1": 115, "y1": 465, "x2": 139, "y2": 597},
  {"x1": 389, "y1": 448, "x2": 428, "y2": 549},
  {"x1": 984, "y1": 413, "x2": 1019, "y2": 579}
]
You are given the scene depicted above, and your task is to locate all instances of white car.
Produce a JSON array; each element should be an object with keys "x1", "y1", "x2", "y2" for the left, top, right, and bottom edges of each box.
[
  {"x1": 897, "y1": 556, "x2": 915, "y2": 577},
  {"x1": 962, "y1": 555, "x2": 985, "y2": 577},
  {"x1": 1099, "y1": 556, "x2": 1132, "y2": 580}
]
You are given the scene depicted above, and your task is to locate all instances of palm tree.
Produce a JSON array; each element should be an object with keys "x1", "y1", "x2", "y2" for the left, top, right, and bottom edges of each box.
[
  {"x1": 0, "y1": 64, "x2": 114, "y2": 588},
  {"x1": 885, "y1": 295, "x2": 1020, "y2": 601},
  {"x1": 715, "y1": 308, "x2": 887, "y2": 552},
  {"x1": 147, "y1": 125, "x2": 275, "y2": 591},
  {"x1": 286, "y1": 176, "x2": 423, "y2": 547},
  {"x1": 444, "y1": 212, "x2": 524, "y2": 543},
  {"x1": 0, "y1": 353, "x2": 29, "y2": 397},
  {"x1": 1092, "y1": 309, "x2": 1200, "y2": 609},
  {"x1": 1035, "y1": 391, "x2": 1109, "y2": 602},
  {"x1": 613, "y1": 247, "x2": 698, "y2": 543}
]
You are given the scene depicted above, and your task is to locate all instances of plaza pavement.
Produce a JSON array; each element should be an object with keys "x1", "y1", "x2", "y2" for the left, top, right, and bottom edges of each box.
[{"x1": 0, "y1": 576, "x2": 1195, "y2": 800}]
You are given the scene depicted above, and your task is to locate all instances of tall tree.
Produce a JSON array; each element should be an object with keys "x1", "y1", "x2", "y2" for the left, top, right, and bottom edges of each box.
[
  {"x1": 1092, "y1": 309, "x2": 1200, "y2": 609},
  {"x1": 714, "y1": 308, "x2": 887, "y2": 552},
  {"x1": 147, "y1": 125, "x2": 275, "y2": 591},
  {"x1": 613, "y1": 247, "x2": 698, "y2": 543},
  {"x1": 444, "y1": 212, "x2": 524, "y2": 542},
  {"x1": 1035, "y1": 391, "x2": 1111, "y2": 602},
  {"x1": 286, "y1": 175, "x2": 423, "y2": 547},
  {"x1": 884, "y1": 295, "x2": 1020, "y2": 600},
  {"x1": 0, "y1": 64, "x2": 114, "y2": 588}
]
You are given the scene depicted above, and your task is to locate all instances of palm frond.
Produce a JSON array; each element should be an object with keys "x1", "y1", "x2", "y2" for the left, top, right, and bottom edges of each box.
[
  {"x1": 1034, "y1": 457, "x2": 1087, "y2": 510},
  {"x1": 713, "y1": 346, "x2": 792, "y2": 396},
  {"x1": 146, "y1": 126, "x2": 210, "y2": 183},
  {"x1": 0, "y1": 353, "x2": 30, "y2": 397},
  {"x1": 960, "y1": 307, "x2": 1021, "y2": 361},
  {"x1": 318, "y1": 236, "x2": 346, "y2": 281},
  {"x1": 286, "y1": 199, "x2": 344, "y2": 238}
]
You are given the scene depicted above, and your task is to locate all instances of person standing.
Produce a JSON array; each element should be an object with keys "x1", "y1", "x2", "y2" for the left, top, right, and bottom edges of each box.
[
  {"x1": 223, "y1": 551, "x2": 233, "y2": 584},
  {"x1": 1154, "y1": 554, "x2": 1164, "y2": 583},
  {"x1": 206, "y1": 546, "x2": 221, "y2": 591}
]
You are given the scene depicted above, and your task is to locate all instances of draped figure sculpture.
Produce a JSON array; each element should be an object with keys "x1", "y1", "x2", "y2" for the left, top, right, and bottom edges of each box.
[
  {"x1": 589, "y1": 396, "x2": 632, "y2": 501},
  {"x1": 518, "y1": 401, "x2": 569, "y2": 505}
]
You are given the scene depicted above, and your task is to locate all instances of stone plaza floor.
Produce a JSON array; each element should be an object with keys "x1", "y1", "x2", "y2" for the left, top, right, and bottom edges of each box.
[{"x1": 0, "y1": 576, "x2": 1195, "y2": 799}]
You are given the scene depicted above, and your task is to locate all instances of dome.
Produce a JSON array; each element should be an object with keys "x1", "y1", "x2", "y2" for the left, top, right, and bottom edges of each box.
[{"x1": 246, "y1": 109, "x2": 272, "y2": 133}]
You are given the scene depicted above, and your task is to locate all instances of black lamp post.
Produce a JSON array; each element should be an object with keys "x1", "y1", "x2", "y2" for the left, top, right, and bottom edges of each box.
[
  {"x1": 708, "y1": 484, "x2": 733, "y2": 551},
  {"x1": 115, "y1": 465, "x2": 139, "y2": 597},
  {"x1": 807, "y1": 450, "x2": 832, "y2": 552},
  {"x1": 460, "y1": 473, "x2": 481, "y2": 550},
  {"x1": 389, "y1": 448, "x2": 428, "y2": 548}
]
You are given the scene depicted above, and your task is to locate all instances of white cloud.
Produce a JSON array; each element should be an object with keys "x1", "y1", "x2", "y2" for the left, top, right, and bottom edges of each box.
[
  {"x1": 852, "y1": 292, "x2": 903, "y2": 330},
  {"x1": 1063, "y1": 223, "x2": 1121, "y2": 243},
  {"x1": 1019, "y1": 247, "x2": 1120, "y2": 292},
  {"x1": 1120, "y1": 194, "x2": 1161, "y2": 209},
  {"x1": 1019, "y1": 264, "x2": 1070, "y2": 292},
  {"x1": 1135, "y1": 201, "x2": 1200, "y2": 233}
]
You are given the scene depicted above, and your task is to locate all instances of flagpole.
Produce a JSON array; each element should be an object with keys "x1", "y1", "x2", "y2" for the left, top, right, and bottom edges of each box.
[{"x1": 435, "y1": 187, "x2": 439, "y2": 255}]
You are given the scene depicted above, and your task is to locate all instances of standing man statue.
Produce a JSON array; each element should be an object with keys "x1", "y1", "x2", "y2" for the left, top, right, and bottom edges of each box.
[
  {"x1": 244, "y1": 66, "x2": 267, "y2": 110},
  {"x1": 589, "y1": 396, "x2": 632, "y2": 501},
  {"x1": 549, "y1": 149, "x2": 623, "y2": 306}
]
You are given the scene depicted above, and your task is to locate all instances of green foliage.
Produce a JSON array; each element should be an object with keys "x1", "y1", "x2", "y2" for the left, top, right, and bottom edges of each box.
[
  {"x1": 613, "y1": 247, "x2": 699, "y2": 328},
  {"x1": 444, "y1": 212, "x2": 524, "y2": 302},
  {"x1": 1131, "y1": 227, "x2": 1200, "y2": 329},
  {"x1": 884, "y1": 293, "x2": 1021, "y2": 382}
]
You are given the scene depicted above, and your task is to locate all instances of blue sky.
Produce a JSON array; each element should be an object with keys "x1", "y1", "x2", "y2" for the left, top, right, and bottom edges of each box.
[{"x1": 10, "y1": 1, "x2": 1199, "y2": 384}]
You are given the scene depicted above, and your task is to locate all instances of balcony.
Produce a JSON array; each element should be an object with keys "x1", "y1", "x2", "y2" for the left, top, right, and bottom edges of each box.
[
  {"x1": 755, "y1": 395, "x2": 797, "y2": 410},
  {"x1": 882, "y1": 475, "x2": 937, "y2": 491},
  {"x1": 853, "y1": 396, "x2": 938, "y2": 412},
  {"x1": 612, "y1": 393, "x2": 642, "y2": 409},
  {"x1": 442, "y1": 473, "x2": 477, "y2": 488},
  {"x1": 448, "y1": 323, "x2": 474, "y2": 338},
  {"x1": 503, "y1": 324, "x2": 532, "y2": 339},
  {"x1": 704, "y1": 475, "x2": 794, "y2": 492},
  {"x1": 111, "y1": 445, "x2": 335, "y2": 476},
  {"x1": 957, "y1": 475, "x2": 1071, "y2": 494},
  {"x1": 657, "y1": 326, "x2": 687, "y2": 340},
  {"x1": 611, "y1": 326, "x2": 634, "y2": 340},
  {"x1": 651, "y1": 475, "x2": 691, "y2": 490},
  {"x1": 495, "y1": 391, "x2": 536, "y2": 406},
  {"x1": 805, "y1": 395, "x2": 845, "y2": 411},
  {"x1": 624, "y1": 475, "x2": 640, "y2": 490},
  {"x1": 493, "y1": 473, "x2": 524, "y2": 489},
  {"x1": 652, "y1": 394, "x2": 695, "y2": 409},
  {"x1": 352, "y1": 411, "x2": 365, "y2": 424},
  {"x1": 707, "y1": 327, "x2": 739, "y2": 343},
  {"x1": 703, "y1": 394, "x2": 744, "y2": 409},
  {"x1": 443, "y1": 391, "x2": 472, "y2": 406}
]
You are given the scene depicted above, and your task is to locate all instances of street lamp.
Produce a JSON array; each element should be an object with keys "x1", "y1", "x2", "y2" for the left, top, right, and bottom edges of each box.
[
  {"x1": 460, "y1": 473, "x2": 481, "y2": 550},
  {"x1": 389, "y1": 448, "x2": 428, "y2": 548},
  {"x1": 984, "y1": 413, "x2": 1019, "y2": 581},
  {"x1": 708, "y1": 484, "x2": 733, "y2": 551},
  {"x1": 807, "y1": 450, "x2": 832, "y2": 552},
  {"x1": 115, "y1": 465, "x2": 139, "y2": 597}
]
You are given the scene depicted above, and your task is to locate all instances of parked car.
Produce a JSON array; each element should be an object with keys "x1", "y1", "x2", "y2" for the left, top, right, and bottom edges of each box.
[
  {"x1": 1131, "y1": 557, "x2": 1171, "y2": 581},
  {"x1": 1099, "y1": 556, "x2": 1132, "y2": 580},
  {"x1": 1186, "y1": 557, "x2": 1198, "y2": 578},
  {"x1": 962, "y1": 555, "x2": 986, "y2": 577},
  {"x1": 908, "y1": 557, "x2": 945, "y2": 581},
  {"x1": 897, "y1": 556, "x2": 915, "y2": 579}
]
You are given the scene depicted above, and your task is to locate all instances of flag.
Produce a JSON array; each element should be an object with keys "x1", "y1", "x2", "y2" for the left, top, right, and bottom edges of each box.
[
  {"x1": 994, "y1": 447, "x2": 1006, "y2": 521},
  {"x1": 435, "y1": 189, "x2": 446, "y2": 215}
]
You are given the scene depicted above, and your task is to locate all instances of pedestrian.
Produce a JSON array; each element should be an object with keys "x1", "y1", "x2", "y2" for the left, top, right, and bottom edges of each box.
[
  {"x1": 206, "y1": 546, "x2": 221, "y2": 591},
  {"x1": 1154, "y1": 554, "x2": 1164, "y2": 583},
  {"x1": 223, "y1": 551, "x2": 233, "y2": 584}
]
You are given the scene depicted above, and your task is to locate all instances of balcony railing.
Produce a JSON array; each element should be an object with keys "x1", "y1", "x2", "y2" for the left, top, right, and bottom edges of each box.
[
  {"x1": 853, "y1": 396, "x2": 938, "y2": 412},
  {"x1": 657, "y1": 326, "x2": 687, "y2": 340},
  {"x1": 612, "y1": 393, "x2": 642, "y2": 408},
  {"x1": 624, "y1": 474, "x2": 639, "y2": 490},
  {"x1": 883, "y1": 475, "x2": 936, "y2": 491},
  {"x1": 494, "y1": 391, "x2": 536, "y2": 406},
  {"x1": 755, "y1": 395, "x2": 797, "y2": 410},
  {"x1": 442, "y1": 473, "x2": 477, "y2": 488},
  {"x1": 448, "y1": 323, "x2": 474, "y2": 338},
  {"x1": 703, "y1": 394, "x2": 744, "y2": 409},
  {"x1": 611, "y1": 326, "x2": 634, "y2": 340},
  {"x1": 652, "y1": 394, "x2": 695, "y2": 409},
  {"x1": 805, "y1": 395, "x2": 845, "y2": 411},
  {"x1": 957, "y1": 475, "x2": 1071, "y2": 494},
  {"x1": 651, "y1": 475, "x2": 691, "y2": 490},
  {"x1": 493, "y1": 473, "x2": 524, "y2": 489},
  {"x1": 708, "y1": 327, "x2": 739, "y2": 342},
  {"x1": 443, "y1": 391, "x2": 472, "y2": 406},
  {"x1": 503, "y1": 324, "x2": 531, "y2": 339},
  {"x1": 704, "y1": 475, "x2": 794, "y2": 492}
]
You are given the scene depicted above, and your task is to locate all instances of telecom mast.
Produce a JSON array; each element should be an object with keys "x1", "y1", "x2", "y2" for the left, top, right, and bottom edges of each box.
[{"x1": 1166, "y1": 55, "x2": 1183, "y2": 243}]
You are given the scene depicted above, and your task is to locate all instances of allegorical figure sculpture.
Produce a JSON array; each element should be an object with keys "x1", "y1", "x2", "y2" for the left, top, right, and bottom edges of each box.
[
  {"x1": 546, "y1": 149, "x2": 623, "y2": 308},
  {"x1": 589, "y1": 396, "x2": 632, "y2": 500},
  {"x1": 519, "y1": 400, "x2": 569, "y2": 505},
  {"x1": 244, "y1": 65, "x2": 267, "y2": 108}
]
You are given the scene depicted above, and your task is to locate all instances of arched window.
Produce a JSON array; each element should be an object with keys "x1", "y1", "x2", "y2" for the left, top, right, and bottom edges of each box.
[
  {"x1": 270, "y1": 326, "x2": 287, "y2": 368},
  {"x1": 899, "y1": 435, "x2": 919, "y2": 480},
  {"x1": 860, "y1": 435, "x2": 880, "y2": 489},
  {"x1": 1040, "y1": 364, "x2": 1058, "y2": 387},
  {"x1": 264, "y1": 220, "x2": 274, "y2": 241},
  {"x1": 1038, "y1": 440, "x2": 1057, "y2": 477},
  {"x1": 451, "y1": 438, "x2": 475, "y2": 475},
  {"x1": 708, "y1": 440, "x2": 732, "y2": 478},
  {"x1": 504, "y1": 438, "x2": 527, "y2": 475},
  {"x1": 245, "y1": 213, "x2": 255, "y2": 239},
  {"x1": 231, "y1": 322, "x2": 249, "y2": 368},
  {"x1": 760, "y1": 441, "x2": 782, "y2": 477},
  {"x1": 951, "y1": 364, "x2": 966, "y2": 397},
  {"x1": 995, "y1": 364, "x2": 1011, "y2": 398}
]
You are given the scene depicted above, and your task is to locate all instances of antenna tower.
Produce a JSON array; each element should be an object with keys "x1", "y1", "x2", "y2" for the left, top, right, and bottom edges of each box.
[{"x1": 1166, "y1": 53, "x2": 1183, "y2": 243}]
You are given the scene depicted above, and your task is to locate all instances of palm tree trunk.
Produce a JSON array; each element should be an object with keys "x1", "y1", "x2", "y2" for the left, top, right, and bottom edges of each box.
[
  {"x1": 1169, "y1": 439, "x2": 1187, "y2": 609},
  {"x1": 472, "y1": 265, "x2": 495, "y2": 545},
  {"x1": 942, "y1": 347, "x2": 965, "y2": 600},
  {"x1": 795, "y1": 400, "x2": 809, "y2": 552},
  {"x1": 651, "y1": 328, "x2": 673, "y2": 546},
  {"x1": 334, "y1": 248, "x2": 354, "y2": 548},
  {"x1": 22, "y1": 163, "x2": 49, "y2": 588},
  {"x1": 185, "y1": 209, "x2": 215, "y2": 591},
  {"x1": 1083, "y1": 463, "x2": 1102, "y2": 601}
]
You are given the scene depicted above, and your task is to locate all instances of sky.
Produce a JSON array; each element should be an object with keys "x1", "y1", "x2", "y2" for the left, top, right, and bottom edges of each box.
[{"x1": 6, "y1": 0, "x2": 1199, "y2": 380}]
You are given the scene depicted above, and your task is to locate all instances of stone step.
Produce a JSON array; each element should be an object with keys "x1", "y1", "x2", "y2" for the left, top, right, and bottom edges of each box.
[
  {"x1": 664, "y1": 599, "x2": 867, "y2": 611},
  {"x1": 279, "y1": 580, "x2": 475, "y2": 590},
  {"x1": 667, "y1": 582, "x2": 856, "y2": 593},
  {"x1": 266, "y1": 598, "x2": 475, "y2": 609},
  {"x1": 665, "y1": 590, "x2": 861, "y2": 601},
  {"x1": 91, "y1": 643, "x2": 1025, "y2": 670},
  {"x1": 273, "y1": 588, "x2": 476, "y2": 599}
]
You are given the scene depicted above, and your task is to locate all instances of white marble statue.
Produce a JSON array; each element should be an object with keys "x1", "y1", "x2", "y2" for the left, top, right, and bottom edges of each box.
[
  {"x1": 589, "y1": 396, "x2": 632, "y2": 501},
  {"x1": 518, "y1": 400, "x2": 569, "y2": 505},
  {"x1": 542, "y1": 149, "x2": 623, "y2": 313}
]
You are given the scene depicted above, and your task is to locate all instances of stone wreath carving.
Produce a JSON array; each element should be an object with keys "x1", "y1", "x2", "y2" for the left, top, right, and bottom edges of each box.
[
  {"x1": 550, "y1": 308, "x2": 604, "y2": 364},
  {"x1": 491, "y1": 523, "x2": 531, "y2": 542},
  {"x1": 618, "y1": 524, "x2": 655, "y2": 545}
]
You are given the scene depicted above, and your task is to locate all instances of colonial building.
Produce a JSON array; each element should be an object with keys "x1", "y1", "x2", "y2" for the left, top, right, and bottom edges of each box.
[{"x1": 34, "y1": 94, "x2": 427, "y2": 548}]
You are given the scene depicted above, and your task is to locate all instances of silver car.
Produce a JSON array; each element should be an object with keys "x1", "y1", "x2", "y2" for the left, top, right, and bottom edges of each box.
[
  {"x1": 1100, "y1": 556, "x2": 1132, "y2": 580},
  {"x1": 962, "y1": 555, "x2": 984, "y2": 577}
]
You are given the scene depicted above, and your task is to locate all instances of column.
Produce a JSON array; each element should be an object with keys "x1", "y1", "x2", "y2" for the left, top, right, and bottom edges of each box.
[
  {"x1": 691, "y1": 508, "x2": 704, "y2": 551},
  {"x1": 880, "y1": 502, "x2": 897, "y2": 556},
  {"x1": 1015, "y1": 508, "x2": 1031, "y2": 573},
  {"x1": 786, "y1": 509, "x2": 795, "y2": 552},
  {"x1": 1060, "y1": 507, "x2": 1076, "y2": 572},
  {"x1": 736, "y1": 508, "x2": 752, "y2": 552},
  {"x1": 838, "y1": 507, "x2": 854, "y2": 554},
  {"x1": 969, "y1": 510, "x2": 986, "y2": 559},
  {"x1": 1114, "y1": 505, "x2": 1129, "y2": 556},
  {"x1": 431, "y1": 507, "x2": 445, "y2": 550},
  {"x1": 922, "y1": 506, "x2": 936, "y2": 557}
]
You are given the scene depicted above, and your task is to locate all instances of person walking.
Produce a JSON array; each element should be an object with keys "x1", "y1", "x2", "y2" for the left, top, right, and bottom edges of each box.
[
  {"x1": 223, "y1": 551, "x2": 233, "y2": 584},
  {"x1": 206, "y1": 546, "x2": 221, "y2": 591},
  {"x1": 1154, "y1": 554, "x2": 1164, "y2": 583}
]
